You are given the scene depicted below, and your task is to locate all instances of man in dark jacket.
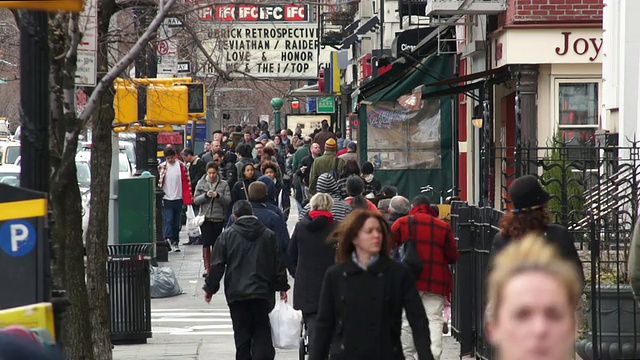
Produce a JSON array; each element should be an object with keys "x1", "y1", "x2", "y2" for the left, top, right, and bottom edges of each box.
[
  {"x1": 213, "y1": 149, "x2": 238, "y2": 190},
  {"x1": 243, "y1": 181, "x2": 292, "y2": 272},
  {"x1": 313, "y1": 120, "x2": 336, "y2": 153},
  {"x1": 181, "y1": 148, "x2": 206, "y2": 194},
  {"x1": 181, "y1": 148, "x2": 206, "y2": 245},
  {"x1": 203, "y1": 200, "x2": 289, "y2": 360}
]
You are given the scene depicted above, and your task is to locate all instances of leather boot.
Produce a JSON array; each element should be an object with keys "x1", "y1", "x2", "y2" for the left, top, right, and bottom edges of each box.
[{"x1": 202, "y1": 247, "x2": 211, "y2": 278}]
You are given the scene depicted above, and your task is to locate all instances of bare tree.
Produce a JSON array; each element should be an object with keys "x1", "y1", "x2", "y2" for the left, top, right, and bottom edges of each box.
[{"x1": 47, "y1": 0, "x2": 176, "y2": 358}]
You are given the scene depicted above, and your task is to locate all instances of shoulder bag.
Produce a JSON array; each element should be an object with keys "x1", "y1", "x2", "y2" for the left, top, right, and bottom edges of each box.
[{"x1": 400, "y1": 216, "x2": 424, "y2": 280}]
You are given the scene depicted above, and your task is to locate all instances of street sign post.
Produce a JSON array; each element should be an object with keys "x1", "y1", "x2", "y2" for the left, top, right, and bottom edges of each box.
[{"x1": 0, "y1": 184, "x2": 50, "y2": 310}]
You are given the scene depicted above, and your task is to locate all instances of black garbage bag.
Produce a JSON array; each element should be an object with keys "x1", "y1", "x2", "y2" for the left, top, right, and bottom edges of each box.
[{"x1": 150, "y1": 266, "x2": 183, "y2": 298}]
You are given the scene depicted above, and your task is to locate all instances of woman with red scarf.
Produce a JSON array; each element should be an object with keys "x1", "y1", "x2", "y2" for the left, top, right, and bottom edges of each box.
[{"x1": 288, "y1": 193, "x2": 337, "y2": 352}]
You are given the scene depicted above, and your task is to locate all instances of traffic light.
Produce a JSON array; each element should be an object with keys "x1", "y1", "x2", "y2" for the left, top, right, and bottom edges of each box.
[
  {"x1": 114, "y1": 83, "x2": 138, "y2": 126},
  {"x1": 113, "y1": 78, "x2": 206, "y2": 128},
  {"x1": 185, "y1": 83, "x2": 206, "y2": 116},
  {"x1": 146, "y1": 84, "x2": 189, "y2": 124}
]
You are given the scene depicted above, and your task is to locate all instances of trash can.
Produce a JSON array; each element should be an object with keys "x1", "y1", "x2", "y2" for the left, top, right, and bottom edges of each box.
[{"x1": 107, "y1": 244, "x2": 152, "y2": 344}]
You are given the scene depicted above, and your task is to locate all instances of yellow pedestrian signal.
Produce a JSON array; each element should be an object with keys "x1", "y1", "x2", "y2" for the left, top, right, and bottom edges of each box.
[
  {"x1": 114, "y1": 83, "x2": 138, "y2": 126},
  {"x1": 146, "y1": 85, "x2": 189, "y2": 124},
  {"x1": 113, "y1": 78, "x2": 206, "y2": 129},
  {"x1": 0, "y1": 0, "x2": 84, "y2": 12}
]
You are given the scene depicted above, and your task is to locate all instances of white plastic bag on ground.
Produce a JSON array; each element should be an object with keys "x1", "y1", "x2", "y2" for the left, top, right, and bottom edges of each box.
[
  {"x1": 269, "y1": 299, "x2": 302, "y2": 349},
  {"x1": 150, "y1": 266, "x2": 183, "y2": 298},
  {"x1": 186, "y1": 205, "x2": 202, "y2": 237}
]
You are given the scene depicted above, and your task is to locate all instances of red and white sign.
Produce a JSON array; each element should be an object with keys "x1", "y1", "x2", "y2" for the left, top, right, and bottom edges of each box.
[
  {"x1": 198, "y1": 4, "x2": 309, "y2": 22},
  {"x1": 358, "y1": 54, "x2": 372, "y2": 83},
  {"x1": 158, "y1": 132, "x2": 183, "y2": 145},
  {"x1": 157, "y1": 40, "x2": 169, "y2": 56}
]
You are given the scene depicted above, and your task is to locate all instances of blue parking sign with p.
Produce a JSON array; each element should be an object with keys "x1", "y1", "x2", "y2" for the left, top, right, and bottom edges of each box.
[{"x1": 0, "y1": 220, "x2": 37, "y2": 257}]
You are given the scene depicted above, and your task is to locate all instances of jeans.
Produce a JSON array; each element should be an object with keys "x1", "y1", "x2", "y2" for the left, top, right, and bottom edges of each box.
[
  {"x1": 229, "y1": 299, "x2": 275, "y2": 360},
  {"x1": 162, "y1": 199, "x2": 183, "y2": 244},
  {"x1": 401, "y1": 292, "x2": 445, "y2": 360}
]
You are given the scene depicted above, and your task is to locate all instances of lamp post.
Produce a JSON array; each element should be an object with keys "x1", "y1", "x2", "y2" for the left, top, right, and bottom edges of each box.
[{"x1": 270, "y1": 97, "x2": 284, "y2": 132}]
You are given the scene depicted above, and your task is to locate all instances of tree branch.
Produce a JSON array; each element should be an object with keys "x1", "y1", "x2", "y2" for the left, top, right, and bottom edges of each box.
[
  {"x1": 181, "y1": 19, "x2": 232, "y2": 81},
  {"x1": 78, "y1": 0, "x2": 177, "y2": 123}
]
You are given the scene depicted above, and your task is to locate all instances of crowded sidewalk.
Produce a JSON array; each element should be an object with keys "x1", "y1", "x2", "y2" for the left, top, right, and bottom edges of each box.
[{"x1": 112, "y1": 207, "x2": 463, "y2": 360}]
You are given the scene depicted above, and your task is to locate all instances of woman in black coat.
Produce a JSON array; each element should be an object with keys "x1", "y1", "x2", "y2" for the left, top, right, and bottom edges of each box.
[
  {"x1": 490, "y1": 175, "x2": 585, "y2": 285},
  {"x1": 288, "y1": 193, "x2": 337, "y2": 348},
  {"x1": 231, "y1": 163, "x2": 256, "y2": 205},
  {"x1": 309, "y1": 209, "x2": 434, "y2": 360}
]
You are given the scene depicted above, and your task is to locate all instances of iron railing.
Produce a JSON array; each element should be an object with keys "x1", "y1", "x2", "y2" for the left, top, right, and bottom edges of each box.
[{"x1": 452, "y1": 141, "x2": 640, "y2": 359}]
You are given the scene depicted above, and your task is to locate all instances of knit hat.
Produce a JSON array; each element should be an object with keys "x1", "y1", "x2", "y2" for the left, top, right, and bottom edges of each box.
[
  {"x1": 347, "y1": 141, "x2": 357, "y2": 151},
  {"x1": 361, "y1": 161, "x2": 374, "y2": 175},
  {"x1": 316, "y1": 173, "x2": 341, "y2": 198},
  {"x1": 508, "y1": 175, "x2": 550, "y2": 212},
  {"x1": 325, "y1": 138, "x2": 337, "y2": 152},
  {"x1": 247, "y1": 181, "x2": 268, "y2": 202}
]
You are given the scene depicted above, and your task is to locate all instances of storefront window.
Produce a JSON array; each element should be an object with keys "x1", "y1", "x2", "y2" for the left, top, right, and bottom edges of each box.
[
  {"x1": 366, "y1": 100, "x2": 441, "y2": 169},
  {"x1": 557, "y1": 82, "x2": 598, "y2": 145}
]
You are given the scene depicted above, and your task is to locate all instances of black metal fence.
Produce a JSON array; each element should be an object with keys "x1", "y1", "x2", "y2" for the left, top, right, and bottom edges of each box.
[{"x1": 452, "y1": 141, "x2": 640, "y2": 360}]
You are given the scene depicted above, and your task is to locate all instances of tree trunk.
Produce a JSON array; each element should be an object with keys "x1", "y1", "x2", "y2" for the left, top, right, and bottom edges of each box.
[
  {"x1": 49, "y1": 13, "x2": 94, "y2": 360},
  {"x1": 84, "y1": 1, "x2": 117, "y2": 357}
]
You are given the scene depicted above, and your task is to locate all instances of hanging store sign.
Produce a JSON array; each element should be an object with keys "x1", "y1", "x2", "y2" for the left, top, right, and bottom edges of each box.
[
  {"x1": 198, "y1": 24, "x2": 319, "y2": 79},
  {"x1": 198, "y1": 4, "x2": 309, "y2": 22}
]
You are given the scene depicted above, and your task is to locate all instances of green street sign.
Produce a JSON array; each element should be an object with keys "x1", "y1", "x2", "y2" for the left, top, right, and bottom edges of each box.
[{"x1": 317, "y1": 97, "x2": 335, "y2": 113}]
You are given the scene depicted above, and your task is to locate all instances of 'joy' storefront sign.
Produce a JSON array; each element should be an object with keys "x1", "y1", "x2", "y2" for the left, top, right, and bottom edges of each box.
[{"x1": 493, "y1": 28, "x2": 604, "y2": 67}]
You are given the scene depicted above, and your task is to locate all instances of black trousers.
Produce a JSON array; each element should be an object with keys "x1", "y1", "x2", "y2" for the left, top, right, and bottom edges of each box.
[{"x1": 229, "y1": 299, "x2": 275, "y2": 360}]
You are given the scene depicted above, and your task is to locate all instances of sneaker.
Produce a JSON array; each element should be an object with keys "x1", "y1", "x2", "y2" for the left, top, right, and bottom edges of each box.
[
  {"x1": 173, "y1": 242, "x2": 181, "y2": 252},
  {"x1": 443, "y1": 322, "x2": 449, "y2": 334},
  {"x1": 165, "y1": 238, "x2": 173, "y2": 252}
]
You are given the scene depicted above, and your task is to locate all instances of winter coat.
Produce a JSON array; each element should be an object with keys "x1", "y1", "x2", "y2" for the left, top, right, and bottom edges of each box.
[
  {"x1": 309, "y1": 151, "x2": 345, "y2": 194},
  {"x1": 288, "y1": 214, "x2": 336, "y2": 315},
  {"x1": 231, "y1": 178, "x2": 255, "y2": 205},
  {"x1": 338, "y1": 150, "x2": 359, "y2": 166},
  {"x1": 204, "y1": 215, "x2": 290, "y2": 304},
  {"x1": 220, "y1": 155, "x2": 238, "y2": 190},
  {"x1": 313, "y1": 130, "x2": 337, "y2": 153},
  {"x1": 391, "y1": 204, "x2": 459, "y2": 296},
  {"x1": 193, "y1": 176, "x2": 231, "y2": 220},
  {"x1": 298, "y1": 173, "x2": 352, "y2": 223},
  {"x1": 291, "y1": 144, "x2": 310, "y2": 173},
  {"x1": 186, "y1": 157, "x2": 206, "y2": 195},
  {"x1": 491, "y1": 223, "x2": 585, "y2": 285},
  {"x1": 157, "y1": 160, "x2": 193, "y2": 205},
  {"x1": 310, "y1": 256, "x2": 434, "y2": 360}
]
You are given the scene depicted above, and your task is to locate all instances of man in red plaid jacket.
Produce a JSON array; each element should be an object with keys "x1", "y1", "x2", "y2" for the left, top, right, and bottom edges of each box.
[{"x1": 391, "y1": 195, "x2": 458, "y2": 360}]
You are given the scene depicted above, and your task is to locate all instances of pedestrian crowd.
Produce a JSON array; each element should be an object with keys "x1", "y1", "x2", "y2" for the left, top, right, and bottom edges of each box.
[{"x1": 154, "y1": 121, "x2": 588, "y2": 360}]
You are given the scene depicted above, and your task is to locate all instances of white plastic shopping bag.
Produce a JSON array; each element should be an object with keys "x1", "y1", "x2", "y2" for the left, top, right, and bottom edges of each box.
[
  {"x1": 185, "y1": 205, "x2": 202, "y2": 237},
  {"x1": 269, "y1": 299, "x2": 302, "y2": 349}
]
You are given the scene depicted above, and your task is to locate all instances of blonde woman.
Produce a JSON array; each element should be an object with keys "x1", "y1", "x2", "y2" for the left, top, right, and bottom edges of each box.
[
  {"x1": 486, "y1": 234, "x2": 582, "y2": 360},
  {"x1": 288, "y1": 193, "x2": 337, "y2": 350}
]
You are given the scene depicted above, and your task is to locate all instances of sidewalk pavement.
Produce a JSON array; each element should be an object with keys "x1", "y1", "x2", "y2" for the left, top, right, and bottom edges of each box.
[{"x1": 112, "y1": 206, "x2": 464, "y2": 360}]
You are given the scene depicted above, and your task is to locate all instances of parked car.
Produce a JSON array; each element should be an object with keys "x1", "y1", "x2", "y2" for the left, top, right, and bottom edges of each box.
[
  {"x1": 0, "y1": 141, "x2": 20, "y2": 166},
  {"x1": 75, "y1": 143, "x2": 134, "y2": 179},
  {"x1": 0, "y1": 164, "x2": 20, "y2": 186}
]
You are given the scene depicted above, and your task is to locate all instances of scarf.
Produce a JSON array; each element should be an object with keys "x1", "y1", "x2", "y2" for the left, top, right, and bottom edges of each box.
[{"x1": 309, "y1": 210, "x2": 334, "y2": 225}]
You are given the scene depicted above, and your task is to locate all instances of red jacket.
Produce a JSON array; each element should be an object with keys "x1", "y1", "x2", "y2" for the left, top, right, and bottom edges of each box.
[
  {"x1": 391, "y1": 204, "x2": 458, "y2": 296},
  {"x1": 157, "y1": 161, "x2": 193, "y2": 205}
]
